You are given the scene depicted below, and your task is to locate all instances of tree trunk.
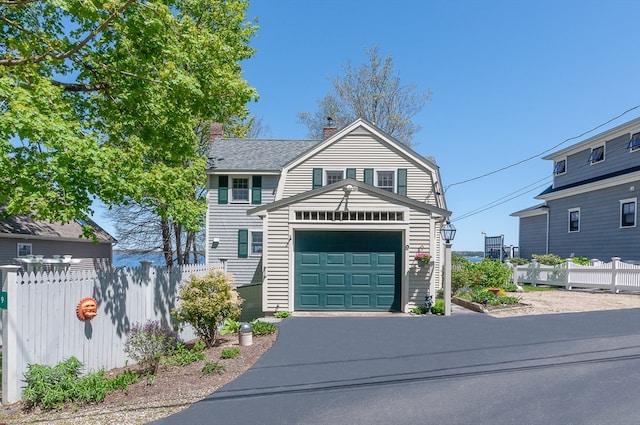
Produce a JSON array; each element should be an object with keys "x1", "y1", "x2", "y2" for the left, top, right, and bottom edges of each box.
[{"x1": 161, "y1": 219, "x2": 174, "y2": 267}]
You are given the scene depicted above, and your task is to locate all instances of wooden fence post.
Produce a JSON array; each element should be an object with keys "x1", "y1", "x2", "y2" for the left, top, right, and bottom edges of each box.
[
  {"x1": 611, "y1": 257, "x2": 621, "y2": 293},
  {"x1": 531, "y1": 260, "x2": 538, "y2": 287},
  {"x1": 512, "y1": 264, "x2": 518, "y2": 287},
  {"x1": 1, "y1": 265, "x2": 21, "y2": 404}
]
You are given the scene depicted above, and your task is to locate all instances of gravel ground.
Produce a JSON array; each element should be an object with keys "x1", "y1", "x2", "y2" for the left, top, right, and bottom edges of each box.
[{"x1": 488, "y1": 288, "x2": 640, "y2": 317}]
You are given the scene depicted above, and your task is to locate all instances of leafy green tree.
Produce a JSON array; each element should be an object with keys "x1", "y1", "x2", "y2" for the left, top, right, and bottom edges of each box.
[
  {"x1": 0, "y1": 0, "x2": 258, "y2": 237},
  {"x1": 298, "y1": 46, "x2": 431, "y2": 146}
]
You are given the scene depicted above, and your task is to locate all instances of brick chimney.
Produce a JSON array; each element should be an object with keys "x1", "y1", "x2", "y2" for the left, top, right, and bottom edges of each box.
[
  {"x1": 209, "y1": 122, "x2": 224, "y2": 146},
  {"x1": 322, "y1": 117, "x2": 338, "y2": 139}
]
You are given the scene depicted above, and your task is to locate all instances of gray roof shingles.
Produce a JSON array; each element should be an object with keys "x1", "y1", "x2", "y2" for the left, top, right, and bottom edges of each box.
[
  {"x1": 207, "y1": 139, "x2": 321, "y2": 171},
  {"x1": 0, "y1": 216, "x2": 116, "y2": 243}
]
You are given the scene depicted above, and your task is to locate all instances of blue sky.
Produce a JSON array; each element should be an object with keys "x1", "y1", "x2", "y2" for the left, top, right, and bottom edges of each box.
[
  {"x1": 235, "y1": 0, "x2": 640, "y2": 251},
  {"x1": 93, "y1": 0, "x2": 640, "y2": 252}
]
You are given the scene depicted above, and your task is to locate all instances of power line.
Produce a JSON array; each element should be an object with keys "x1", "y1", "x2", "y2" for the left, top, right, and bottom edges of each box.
[
  {"x1": 452, "y1": 176, "x2": 552, "y2": 222},
  {"x1": 444, "y1": 105, "x2": 640, "y2": 192}
]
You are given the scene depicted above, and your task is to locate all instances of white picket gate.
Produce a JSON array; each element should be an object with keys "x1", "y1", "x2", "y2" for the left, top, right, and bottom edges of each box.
[{"x1": 0, "y1": 262, "x2": 219, "y2": 404}]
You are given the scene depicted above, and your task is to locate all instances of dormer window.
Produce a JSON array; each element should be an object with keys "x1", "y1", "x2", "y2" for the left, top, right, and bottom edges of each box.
[
  {"x1": 628, "y1": 132, "x2": 640, "y2": 152},
  {"x1": 588, "y1": 146, "x2": 604, "y2": 164},
  {"x1": 553, "y1": 159, "x2": 566, "y2": 175}
]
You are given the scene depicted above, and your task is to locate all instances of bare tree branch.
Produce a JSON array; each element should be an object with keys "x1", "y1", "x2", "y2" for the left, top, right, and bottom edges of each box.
[{"x1": 52, "y1": 80, "x2": 110, "y2": 92}]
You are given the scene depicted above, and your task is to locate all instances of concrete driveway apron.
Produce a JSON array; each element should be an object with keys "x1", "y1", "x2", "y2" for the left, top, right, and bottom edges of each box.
[{"x1": 150, "y1": 309, "x2": 640, "y2": 425}]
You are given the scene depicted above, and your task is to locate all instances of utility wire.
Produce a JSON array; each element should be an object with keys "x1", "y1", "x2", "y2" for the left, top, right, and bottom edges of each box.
[
  {"x1": 452, "y1": 176, "x2": 552, "y2": 222},
  {"x1": 444, "y1": 105, "x2": 640, "y2": 192}
]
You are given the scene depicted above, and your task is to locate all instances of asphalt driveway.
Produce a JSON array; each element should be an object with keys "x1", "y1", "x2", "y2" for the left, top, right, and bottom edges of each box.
[{"x1": 150, "y1": 309, "x2": 640, "y2": 425}]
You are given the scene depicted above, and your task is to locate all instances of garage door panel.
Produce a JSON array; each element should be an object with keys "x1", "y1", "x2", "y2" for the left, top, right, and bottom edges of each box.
[
  {"x1": 300, "y1": 274, "x2": 320, "y2": 286},
  {"x1": 352, "y1": 253, "x2": 373, "y2": 265},
  {"x1": 351, "y1": 295, "x2": 371, "y2": 306},
  {"x1": 377, "y1": 274, "x2": 395, "y2": 287},
  {"x1": 378, "y1": 253, "x2": 395, "y2": 265},
  {"x1": 351, "y1": 274, "x2": 371, "y2": 286},
  {"x1": 300, "y1": 294, "x2": 320, "y2": 308},
  {"x1": 327, "y1": 253, "x2": 346, "y2": 265},
  {"x1": 300, "y1": 253, "x2": 321, "y2": 265},
  {"x1": 326, "y1": 274, "x2": 346, "y2": 286},
  {"x1": 294, "y1": 231, "x2": 401, "y2": 311},
  {"x1": 326, "y1": 294, "x2": 346, "y2": 307}
]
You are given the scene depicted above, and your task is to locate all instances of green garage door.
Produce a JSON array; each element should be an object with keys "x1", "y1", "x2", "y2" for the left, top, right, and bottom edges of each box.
[{"x1": 294, "y1": 231, "x2": 402, "y2": 311}]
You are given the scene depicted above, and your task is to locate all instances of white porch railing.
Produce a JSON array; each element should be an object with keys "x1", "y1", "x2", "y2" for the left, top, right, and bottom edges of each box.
[{"x1": 513, "y1": 257, "x2": 640, "y2": 292}]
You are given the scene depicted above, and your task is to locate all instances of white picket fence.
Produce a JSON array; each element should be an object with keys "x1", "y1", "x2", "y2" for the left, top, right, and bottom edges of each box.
[
  {"x1": 513, "y1": 257, "x2": 640, "y2": 292},
  {"x1": 0, "y1": 262, "x2": 219, "y2": 404}
]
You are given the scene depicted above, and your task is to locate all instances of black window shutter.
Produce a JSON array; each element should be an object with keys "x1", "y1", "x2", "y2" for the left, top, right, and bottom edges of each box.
[
  {"x1": 346, "y1": 168, "x2": 356, "y2": 180},
  {"x1": 397, "y1": 169, "x2": 407, "y2": 196},
  {"x1": 218, "y1": 176, "x2": 228, "y2": 204},
  {"x1": 251, "y1": 176, "x2": 262, "y2": 204},
  {"x1": 238, "y1": 229, "x2": 248, "y2": 258},
  {"x1": 364, "y1": 168, "x2": 374, "y2": 185},
  {"x1": 312, "y1": 168, "x2": 323, "y2": 188}
]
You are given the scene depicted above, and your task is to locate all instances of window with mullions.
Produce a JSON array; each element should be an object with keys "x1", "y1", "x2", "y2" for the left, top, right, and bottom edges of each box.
[
  {"x1": 17, "y1": 243, "x2": 32, "y2": 257},
  {"x1": 620, "y1": 199, "x2": 636, "y2": 228},
  {"x1": 588, "y1": 146, "x2": 604, "y2": 164},
  {"x1": 553, "y1": 159, "x2": 566, "y2": 175},
  {"x1": 232, "y1": 178, "x2": 249, "y2": 202},
  {"x1": 568, "y1": 208, "x2": 580, "y2": 232},
  {"x1": 251, "y1": 231, "x2": 263, "y2": 254},
  {"x1": 628, "y1": 132, "x2": 640, "y2": 152},
  {"x1": 325, "y1": 170, "x2": 344, "y2": 185},
  {"x1": 376, "y1": 171, "x2": 395, "y2": 192}
]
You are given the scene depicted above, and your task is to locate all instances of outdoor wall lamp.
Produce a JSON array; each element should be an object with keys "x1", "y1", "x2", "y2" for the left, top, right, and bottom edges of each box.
[
  {"x1": 441, "y1": 221, "x2": 457, "y2": 244},
  {"x1": 211, "y1": 237, "x2": 220, "y2": 248}
]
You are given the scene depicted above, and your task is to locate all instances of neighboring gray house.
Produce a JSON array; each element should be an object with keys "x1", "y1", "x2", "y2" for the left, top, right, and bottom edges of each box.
[
  {"x1": 512, "y1": 117, "x2": 640, "y2": 261},
  {"x1": 206, "y1": 119, "x2": 450, "y2": 315},
  {"x1": 0, "y1": 216, "x2": 116, "y2": 271}
]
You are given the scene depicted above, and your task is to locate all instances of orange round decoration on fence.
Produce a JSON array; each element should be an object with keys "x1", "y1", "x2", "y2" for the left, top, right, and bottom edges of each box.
[{"x1": 76, "y1": 297, "x2": 98, "y2": 321}]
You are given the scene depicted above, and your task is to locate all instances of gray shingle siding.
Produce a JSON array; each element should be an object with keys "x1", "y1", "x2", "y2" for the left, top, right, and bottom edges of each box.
[
  {"x1": 546, "y1": 181, "x2": 640, "y2": 261},
  {"x1": 518, "y1": 215, "x2": 547, "y2": 259}
]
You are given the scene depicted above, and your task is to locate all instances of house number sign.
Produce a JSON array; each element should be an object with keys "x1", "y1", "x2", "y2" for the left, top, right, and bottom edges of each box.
[{"x1": 0, "y1": 291, "x2": 6, "y2": 309}]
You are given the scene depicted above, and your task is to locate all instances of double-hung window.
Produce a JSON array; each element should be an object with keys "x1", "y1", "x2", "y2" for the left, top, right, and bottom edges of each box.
[
  {"x1": 568, "y1": 208, "x2": 580, "y2": 232},
  {"x1": 588, "y1": 146, "x2": 604, "y2": 164},
  {"x1": 553, "y1": 159, "x2": 566, "y2": 175},
  {"x1": 376, "y1": 171, "x2": 395, "y2": 192},
  {"x1": 251, "y1": 231, "x2": 263, "y2": 254},
  {"x1": 231, "y1": 178, "x2": 250, "y2": 202},
  {"x1": 620, "y1": 198, "x2": 636, "y2": 228}
]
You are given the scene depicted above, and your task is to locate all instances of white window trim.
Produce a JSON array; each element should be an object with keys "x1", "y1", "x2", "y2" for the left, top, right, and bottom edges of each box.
[
  {"x1": 553, "y1": 158, "x2": 567, "y2": 176},
  {"x1": 589, "y1": 145, "x2": 605, "y2": 165},
  {"x1": 250, "y1": 230, "x2": 263, "y2": 255},
  {"x1": 568, "y1": 207, "x2": 580, "y2": 233},
  {"x1": 325, "y1": 169, "x2": 345, "y2": 185},
  {"x1": 17, "y1": 242, "x2": 32, "y2": 257},
  {"x1": 231, "y1": 176, "x2": 250, "y2": 203},
  {"x1": 620, "y1": 198, "x2": 637, "y2": 228},
  {"x1": 375, "y1": 169, "x2": 396, "y2": 192}
]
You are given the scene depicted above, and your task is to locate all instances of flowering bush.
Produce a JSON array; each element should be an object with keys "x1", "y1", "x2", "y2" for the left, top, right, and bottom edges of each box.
[{"x1": 414, "y1": 252, "x2": 431, "y2": 263}]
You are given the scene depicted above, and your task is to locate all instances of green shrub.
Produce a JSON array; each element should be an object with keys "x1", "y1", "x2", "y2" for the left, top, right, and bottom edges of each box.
[
  {"x1": 219, "y1": 318, "x2": 241, "y2": 335},
  {"x1": 164, "y1": 341, "x2": 206, "y2": 366},
  {"x1": 172, "y1": 270, "x2": 243, "y2": 347},
  {"x1": 274, "y1": 310, "x2": 291, "y2": 319},
  {"x1": 202, "y1": 361, "x2": 225, "y2": 375},
  {"x1": 21, "y1": 357, "x2": 139, "y2": 411},
  {"x1": 430, "y1": 299, "x2": 445, "y2": 315},
  {"x1": 571, "y1": 256, "x2": 591, "y2": 265},
  {"x1": 411, "y1": 305, "x2": 428, "y2": 315},
  {"x1": 469, "y1": 287, "x2": 520, "y2": 306},
  {"x1": 502, "y1": 282, "x2": 519, "y2": 292},
  {"x1": 452, "y1": 256, "x2": 512, "y2": 292},
  {"x1": 532, "y1": 253, "x2": 564, "y2": 266},
  {"x1": 507, "y1": 257, "x2": 529, "y2": 265},
  {"x1": 250, "y1": 320, "x2": 278, "y2": 335},
  {"x1": 124, "y1": 320, "x2": 179, "y2": 375},
  {"x1": 221, "y1": 347, "x2": 241, "y2": 359}
]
